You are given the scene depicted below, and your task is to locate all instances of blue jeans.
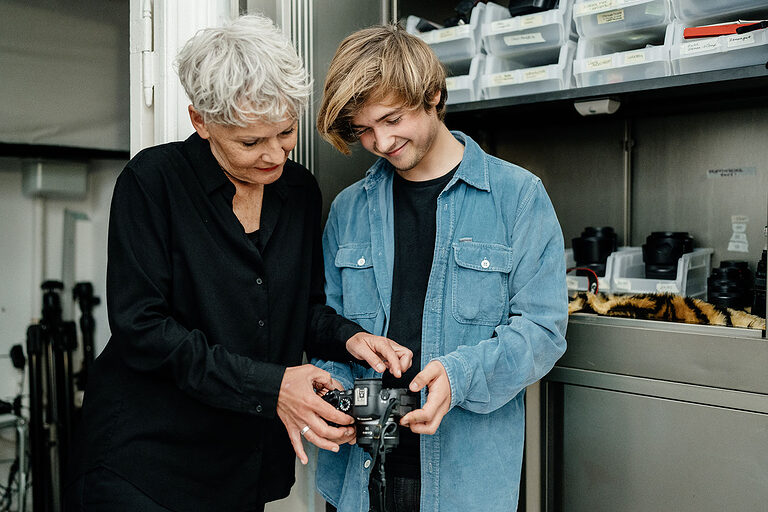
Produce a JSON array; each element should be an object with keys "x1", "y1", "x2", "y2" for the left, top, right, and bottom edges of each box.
[{"x1": 326, "y1": 474, "x2": 420, "y2": 512}]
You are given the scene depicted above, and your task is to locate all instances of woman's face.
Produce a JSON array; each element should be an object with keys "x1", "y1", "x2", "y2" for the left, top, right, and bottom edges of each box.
[{"x1": 190, "y1": 107, "x2": 298, "y2": 187}]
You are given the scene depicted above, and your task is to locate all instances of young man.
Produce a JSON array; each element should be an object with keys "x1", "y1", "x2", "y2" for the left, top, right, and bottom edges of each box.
[{"x1": 314, "y1": 25, "x2": 568, "y2": 512}]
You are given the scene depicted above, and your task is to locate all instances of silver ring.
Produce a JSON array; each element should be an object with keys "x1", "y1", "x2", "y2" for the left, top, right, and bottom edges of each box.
[{"x1": 300, "y1": 425, "x2": 311, "y2": 436}]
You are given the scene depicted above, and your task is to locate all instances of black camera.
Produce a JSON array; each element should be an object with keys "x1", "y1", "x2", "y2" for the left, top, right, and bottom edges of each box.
[{"x1": 322, "y1": 378, "x2": 418, "y2": 455}]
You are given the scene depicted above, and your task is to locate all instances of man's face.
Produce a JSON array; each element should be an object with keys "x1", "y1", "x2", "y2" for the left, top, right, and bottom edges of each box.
[{"x1": 350, "y1": 94, "x2": 440, "y2": 173}]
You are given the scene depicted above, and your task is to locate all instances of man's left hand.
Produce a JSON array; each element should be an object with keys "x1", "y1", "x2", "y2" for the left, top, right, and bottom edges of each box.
[{"x1": 400, "y1": 360, "x2": 451, "y2": 435}]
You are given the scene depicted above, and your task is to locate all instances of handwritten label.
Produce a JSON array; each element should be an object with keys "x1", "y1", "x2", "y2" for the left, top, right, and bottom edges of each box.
[
  {"x1": 613, "y1": 278, "x2": 631, "y2": 291},
  {"x1": 522, "y1": 67, "x2": 549, "y2": 82},
  {"x1": 504, "y1": 32, "x2": 545, "y2": 46},
  {"x1": 419, "y1": 25, "x2": 472, "y2": 44},
  {"x1": 575, "y1": 0, "x2": 617, "y2": 17},
  {"x1": 586, "y1": 56, "x2": 614, "y2": 70},
  {"x1": 597, "y1": 9, "x2": 625, "y2": 24},
  {"x1": 623, "y1": 50, "x2": 646, "y2": 65},
  {"x1": 520, "y1": 14, "x2": 545, "y2": 28},
  {"x1": 656, "y1": 282, "x2": 680, "y2": 293},
  {"x1": 490, "y1": 19, "x2": 515, "y2": 34},
  {"x1": 490, "y1": 71, "x2": 517, "y2": 86},
  {"x1": 445, "y1": 77, "x2": 459, "y2": 90},
  {"x1": 566, "y1": 277, "x2": 579, "y2": 289},
  {"x1": 680, "y1": 38, "x2": 719, "y2": 55},
  {"x1": 727, "y1": 33, "x2": 755, "y2": 48}
]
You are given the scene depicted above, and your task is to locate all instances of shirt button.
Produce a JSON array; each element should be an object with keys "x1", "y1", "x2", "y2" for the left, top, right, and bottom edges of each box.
[
  {"x1": 258, "y1": 320, "x2": 265, "y2": 327},
  {"x1": 255, "y1": 404, "x2": 263, "y2": 413},
  {"x1": 256, "y1": 277, "x2": 263, "y2": 285},
  {"x1": 357, "y1": 257, "x2": 366, "y2": 266},
  {"x1": 429, "y1": 462, "x2": 434, "y2": 472},
  {"x1": 481, "y1": 258, "x2": 490, "y2": 269},
  {"x1": 364, "y1": 460, "x2": 371, "y2": 469}
]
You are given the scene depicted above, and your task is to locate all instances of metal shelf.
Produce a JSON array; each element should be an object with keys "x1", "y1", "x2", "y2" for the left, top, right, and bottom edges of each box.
[{"x1": 446, "y1": 64, "x2": 768, "y2": 121}]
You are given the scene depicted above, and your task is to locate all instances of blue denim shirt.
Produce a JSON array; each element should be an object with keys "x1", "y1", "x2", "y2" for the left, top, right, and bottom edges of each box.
[{"x1": 315, "y1": 132, "x2": 567, "y2": 512}]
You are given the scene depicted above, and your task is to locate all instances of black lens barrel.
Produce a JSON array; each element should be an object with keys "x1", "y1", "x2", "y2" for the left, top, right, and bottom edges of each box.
[
  {"x1": 642, "y1": 232, "x2": 693, "y2": 279},
  {"x1": 571, "y1": 226, "x2": 617, "y2": 277}
]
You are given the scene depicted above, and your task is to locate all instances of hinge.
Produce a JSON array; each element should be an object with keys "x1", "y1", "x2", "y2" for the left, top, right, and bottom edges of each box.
[{"x1": 141, "y1": 0, "x2": 154, "y2": 108}]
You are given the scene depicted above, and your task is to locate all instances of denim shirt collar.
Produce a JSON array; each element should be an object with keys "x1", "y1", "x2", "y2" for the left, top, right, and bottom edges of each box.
[{"x1": 363, "y1": 130, "x2": 490, "y2": 193}]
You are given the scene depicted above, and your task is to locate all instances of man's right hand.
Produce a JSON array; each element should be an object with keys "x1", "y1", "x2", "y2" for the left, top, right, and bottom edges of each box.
[{"x1": 345, "y1": 332, "x2": 413, "y2": 378}]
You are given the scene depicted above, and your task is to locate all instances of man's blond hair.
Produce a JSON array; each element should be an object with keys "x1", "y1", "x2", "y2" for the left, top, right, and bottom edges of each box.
[{"x1": 317, "y1": 24, "x2": 447, "y2": 154}]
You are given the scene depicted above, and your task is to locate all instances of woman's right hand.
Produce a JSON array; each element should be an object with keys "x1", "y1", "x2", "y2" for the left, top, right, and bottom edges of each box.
[
  {"x1": 345, "y1": 332, "x2": 413, "y2": 377},
  {"x1": 276, "y1": 364, "x2": 356, "y2": 464}
]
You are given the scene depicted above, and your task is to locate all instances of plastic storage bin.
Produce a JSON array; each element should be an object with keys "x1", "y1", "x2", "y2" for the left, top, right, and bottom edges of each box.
[
  {"x1": 405, "y1": 3, "x2": 486, "y2": 72},
  {"x1": 573, "y1": 23, "x2": 673, "y2": 87},
  {"x1": 565, "y1": 247, "x2": 641, "y2": 293},
  {"x1": 480, "y1": 40, "x2": 576, "y2": 99},
  {"x1": 609, "y1": 247, "x2": 713, "y2": 298},
  {"x1": 671, "y1": 0, "x2": 768, "y2": 24},
  {"x1": 446, "y1": 54, "x2": 485, "y2": 104},
  {"x1": 481, "y1": 0, "x2": 576, "y2": 67},
  {"x1": 671, "y1": 21, "x2": 768, "y2": 75},
  {"x1": 573, "y1": 0, "x2": 672, "y2": 39}
]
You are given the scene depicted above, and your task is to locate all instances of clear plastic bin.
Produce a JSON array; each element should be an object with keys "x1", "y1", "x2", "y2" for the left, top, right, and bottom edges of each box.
[
  {"x1": 565, "y1": 247, "x2": 641, "y2": 293},
  {"x1": 573, "y1": 23, "x2": 673, "y2": 87},
  {"x1": 481, "y1": 0, "x2": 576, "y2": 67},
  {"x1": 480, "y1": 40, "x2": 576, "y2": 99},
  {"x1": 446, "y1": 54, "x2": 485, "y2": 104},
  {"x1": 609, "y1": 247, "x2": 713, "y2": 298},
  {"x1": 573, "y1": 0, "x2": 672, "y2": 39},
  {"x1": 405, "y1": 3, "x2": 486, "y2": 71},
  {"x1": 671, "y1": 21, "x2": 768, "y2": 75},
  {"x1": 671, "y1": 0, "x2": 768, "y2": 24}
]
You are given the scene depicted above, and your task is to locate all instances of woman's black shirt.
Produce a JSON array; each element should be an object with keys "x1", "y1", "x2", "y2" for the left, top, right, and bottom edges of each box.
[{"x1": 68, "y1": 133, "x2": 362, "y2": 511}]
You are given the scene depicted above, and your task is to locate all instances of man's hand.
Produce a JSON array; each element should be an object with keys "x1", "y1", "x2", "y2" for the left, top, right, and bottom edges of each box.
[
  {"x1": 276, "y1": 364, "x2": 356, "y2": 465},
  {"x1": 345, "y1": 332, "x2": 413, "y2": 378},
  {"x1": 400, "y1": 360, "x2": 451, "y2": 435}
]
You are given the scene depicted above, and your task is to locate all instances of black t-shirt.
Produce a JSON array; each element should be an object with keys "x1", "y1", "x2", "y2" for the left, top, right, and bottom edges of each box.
[{"x1": 384, "y1": 166, "x2": 457, "y2": 477}]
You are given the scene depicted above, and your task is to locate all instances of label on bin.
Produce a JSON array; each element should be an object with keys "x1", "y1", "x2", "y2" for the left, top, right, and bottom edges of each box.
[
  {"x1": 656, "y1": 282, "x2": 679, "y2": 293},
  {"x1": 504, "y1": 32, "x2": 545, "y2": 46},
  {"x1": 490, "y1": 71, "x2": 517, "y2": 86},
  {"x1": 520, "y1": 14, "x2": 545, "y2": 28},
  {"x1": 419, "y1": 25, "x2": 472, "y2": 44},
  {"x1": 586, "y1": 56, "x2": 613, "y2": 70},
  {"x1": 566, "y1": 277, "x2": 579, "y2": 290},
  {"x1": 623, "y1": 50, "x2": 646, "y2": 65},
  {"x1": 445, "y1": 77, "x2": 458, "y2": 91},
  {"x1": 522, "y1": 67, "x2": 549, "y2": 82},
  {"x1": 613, "y1": 278, "x2": 632, "y2": 291},
  {"x1": 727, "y1": 33, "x2": 754, "y2": 48},
  {"x1": 680, "y1": 39, "x2": 719, "y2": 55},
  {"x1": 575, "y1": 0, "x2": 617, "y2": 16},
  {"x1": 490, "y1": 19, "x2": 516, "y2": 33},
  {"x1": 597, "y1": 9, "x2": 624, "y2": 24}
]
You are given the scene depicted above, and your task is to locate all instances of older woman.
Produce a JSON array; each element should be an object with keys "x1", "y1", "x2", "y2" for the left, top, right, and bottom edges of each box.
[{"x1": 65, "y1": 15, "x2": 411, "y2": 512}]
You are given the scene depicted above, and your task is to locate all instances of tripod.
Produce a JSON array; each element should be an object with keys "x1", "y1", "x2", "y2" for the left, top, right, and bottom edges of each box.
[{"x1": 26, "y1": 281, "x2": 77, "y2": 512}]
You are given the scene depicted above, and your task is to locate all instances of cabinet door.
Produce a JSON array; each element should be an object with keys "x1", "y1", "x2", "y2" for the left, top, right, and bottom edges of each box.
[{"x1": 557, "y1": 384, "x2": 768, "y2": 512}]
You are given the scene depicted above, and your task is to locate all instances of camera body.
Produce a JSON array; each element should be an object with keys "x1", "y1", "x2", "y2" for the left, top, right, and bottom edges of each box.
[{"x1": 323, "y1": 378, "x2": 418, "y2": 455}]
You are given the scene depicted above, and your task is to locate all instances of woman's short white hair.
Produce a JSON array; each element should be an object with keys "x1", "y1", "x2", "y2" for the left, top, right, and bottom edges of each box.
[{"x1": 175, "y1": 14, "x2": 311, "y2": 126}]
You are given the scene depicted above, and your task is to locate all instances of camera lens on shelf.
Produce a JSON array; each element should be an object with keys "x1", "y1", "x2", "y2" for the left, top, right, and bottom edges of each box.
[
  {"x1": 642, "y1": 231, "x2": 693, "y2": 279},
  {"x1": 707, "y1": 260, "x2": 753, "y2": 310},
  {"x1": 753, "y1": 250, "x2": 766, "y2": 318},
  {"x1": 571, "y1": 226, "x2": 617, "y2": 277}
]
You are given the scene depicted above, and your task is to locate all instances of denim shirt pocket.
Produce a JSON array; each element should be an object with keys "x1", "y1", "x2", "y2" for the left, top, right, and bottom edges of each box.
[
  {"x1": 451, "y1": 241, "x2": 514, "y2": 326},
  {"x1": 335, "y1": 243, "x2": 379, "y2": 319}
]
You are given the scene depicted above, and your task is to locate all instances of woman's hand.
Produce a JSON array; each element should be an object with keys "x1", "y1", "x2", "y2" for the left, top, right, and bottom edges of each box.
[
  {"x1": 276, "y1": 364, "x2": 356, "y2": 464},
  {"x1": 345, "y1": 332, "x2": 413, "y2": 377}
]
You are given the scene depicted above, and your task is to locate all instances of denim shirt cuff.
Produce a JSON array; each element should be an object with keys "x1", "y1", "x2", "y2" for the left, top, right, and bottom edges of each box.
[{"x1": 436, "y1": 353, "x2": 469, "y2": 409}]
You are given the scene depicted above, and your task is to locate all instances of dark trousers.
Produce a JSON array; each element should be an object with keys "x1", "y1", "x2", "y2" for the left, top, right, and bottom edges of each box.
[
  {"x1": 325, "y1": 474, "x2": 421, "y2": 512},
  {"x1": 65, "y1": 466, "x2": 266, "y2": 512}
]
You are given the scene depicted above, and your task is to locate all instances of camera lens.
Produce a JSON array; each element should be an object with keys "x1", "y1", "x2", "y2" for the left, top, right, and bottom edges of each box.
[
  {"x1": 571, "y1": 226, "x2": 617, "y2": 277},
  {"x1": 642, "y1": 231, "x2": 693, "y2": 279},
  {"x1": 707, "y1": 260, "x2": 753, "y2": 310}
]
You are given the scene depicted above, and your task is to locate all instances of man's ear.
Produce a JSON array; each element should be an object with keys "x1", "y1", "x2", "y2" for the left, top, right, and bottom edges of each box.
[
  {"x1": 188, "y1": 105, "x2": 210, "y2": 139},
  {"x1": 428, "y1": 90, "x2": 441, "y2": 108}
]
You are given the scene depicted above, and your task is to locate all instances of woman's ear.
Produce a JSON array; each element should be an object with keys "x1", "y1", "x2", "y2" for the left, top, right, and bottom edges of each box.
[{"x1": 188, "y1": 105, "x2": 210, "y2": 139}]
